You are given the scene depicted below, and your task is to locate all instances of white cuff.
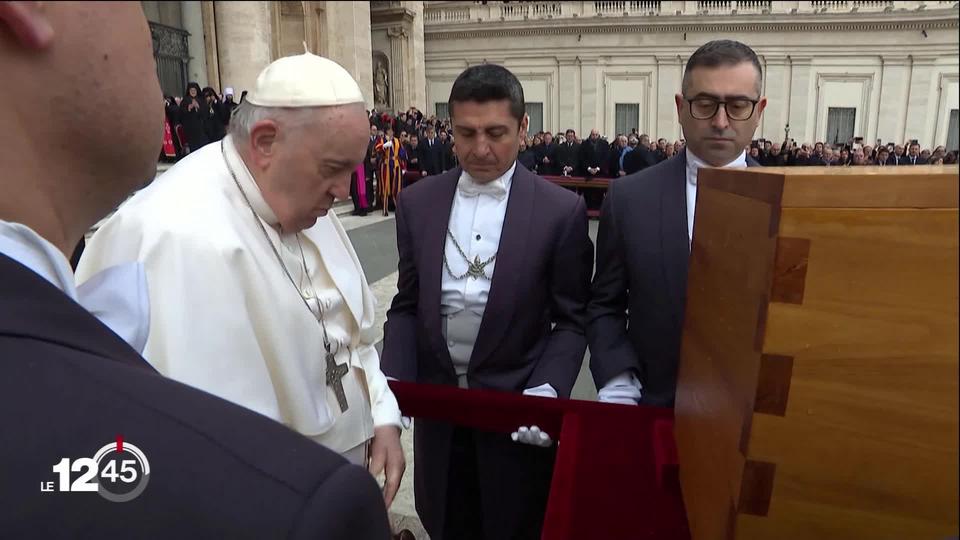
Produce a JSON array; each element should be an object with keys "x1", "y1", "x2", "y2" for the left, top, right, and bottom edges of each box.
[
  {"x1": 597, "y1": 371, "x2": 642, "y2": 405},
  {"x1": 385, "y1": 376, "x2": 411, "y2": 429},
  {"x1": 359, "y1": 348, "x2": 402, "y2": 429},
  {"x1": 523, "y1": 383, "x2": 558, "y2": 399}
]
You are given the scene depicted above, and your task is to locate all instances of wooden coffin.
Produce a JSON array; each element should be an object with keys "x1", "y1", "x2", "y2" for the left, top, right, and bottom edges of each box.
[{"x1": 675, "y1": 165, "x2": 960, "y2": 539}]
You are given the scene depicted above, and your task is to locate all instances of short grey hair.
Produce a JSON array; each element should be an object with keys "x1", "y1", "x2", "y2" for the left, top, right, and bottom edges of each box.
[{"x1": 228, "y1": 101, "x2": 315, "y2": 142}]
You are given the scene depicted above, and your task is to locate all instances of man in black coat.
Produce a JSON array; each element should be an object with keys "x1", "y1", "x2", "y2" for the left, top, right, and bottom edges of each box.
[
  {"x1": 534, "y1": 131, "x2": 558, "y2": 175},
  {"x1": 364, "y1": 125, "x2": 380, "y2": 208},
  {"x1": 588, "y1": 39, "x2": 766, "y2": 407},
  {"x1": 438, "y1": 129, "x2": 455, "y2": 172},
  {"x1": 606, "y1": 135, "x2": 628, "y2": 177},
  {"x1": 0, "y1": 4, "x2": 390, "y2": 539},
  {"x1": 419, "y1": 124, "x2": 446, "y2": 176},
  {"x1": 578, "y1": 129, "x2": 609, "y2": 177},
  {"x1": 554, "y1": 128, "x2": 580, "y2": 175},
  {"x1": 905, "y1": 142, "x2": 929, "y2": 165},
  {"x1": 887, "y1": 144, "x2": 907, "y2": 165},
  {"x1": 622, "y1": 133, "x2": 659, "y2": 175}
]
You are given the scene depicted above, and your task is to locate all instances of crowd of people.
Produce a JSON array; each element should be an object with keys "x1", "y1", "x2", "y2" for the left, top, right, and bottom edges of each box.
[
  {"x1": 515, "y1": 129, "x2": 958, "y2": 178},
  {"x1": 161, "y1": 87, "x2": 956, "y2": 212},
  {"x1": 161, "y1": 84, "x2": 242, "y2": 159}
]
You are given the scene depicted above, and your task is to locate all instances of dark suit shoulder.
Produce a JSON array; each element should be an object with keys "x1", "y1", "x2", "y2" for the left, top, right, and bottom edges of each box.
[
  {"x1": 616, "y1": 153, "x2": 684, "y2": 196},
  {"x1": 0, "y1": 334, "x2": 389, "y2": 538},
  {"x1": 398, "y1": 168, "x2": 458, "y2": 206}
]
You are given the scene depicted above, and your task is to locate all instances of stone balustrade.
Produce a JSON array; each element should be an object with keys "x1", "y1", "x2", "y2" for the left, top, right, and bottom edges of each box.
[{"x1": 423, "y1": 0, "x2": 954, "y2": 25}]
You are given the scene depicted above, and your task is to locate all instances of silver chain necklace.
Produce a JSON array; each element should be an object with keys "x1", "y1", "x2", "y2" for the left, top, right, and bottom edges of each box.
[
  {"x1": 443, "y1": 229, "x2": 496, "y2": 280},
  {"x1": 221, "y1": 140, "x2": 350, "y2": 412}
]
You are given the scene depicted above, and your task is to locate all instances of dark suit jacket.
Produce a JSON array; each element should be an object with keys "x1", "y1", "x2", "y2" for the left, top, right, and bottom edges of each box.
[
  {"x1": 587, "y1": 152, "x2": 759, "y2": 407},
  {"x1": 906, "y1": 155, "x2": 929, "y2": 165},
  {"x1": 555, "y1": 141, "x2": 580, "y2": 174},
  {"x1": 438, "y1": 139, "x2": 455, "y2": 172},
  {"x1": 381, "y1": 164, "x2": 593, "y2": 538},
  {"x1": 578, "y1": 138, "x2": 609, "y2": 176},
  {"x1": 420, "y1": 137, "x2": 445, "y2": 176},
  {"x1": 364, "y1": 136, "x2": 378, "y2": 175},
  {"x1": 622, "y1": 145, "x2": 659, "y2": 175},
  {"x1": 405, "y1": 144, "x2": 423, "y2": 172},
  {"x1": 0, "y1": 253, "x2": 390, "y2": 540},
  {"x1": 887, "y1": 154, "x2": 907, "y2": 166},
  {"x1": 518, "y1": 148, "x2": 537, "y2": 171},
  {"x1": 533, "y1": 142, "x2": 558, "y2": 175},
  {"x1": 606, "y1": 145, "x2": 626, "y2": 177}
]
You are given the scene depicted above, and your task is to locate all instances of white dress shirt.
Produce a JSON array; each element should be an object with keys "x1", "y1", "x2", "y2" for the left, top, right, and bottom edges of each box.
[
  {"x1": 441, "y1": 162, "x2": 515, "y2": 318},
  {"x1": 685, "y1": 148, "x2": 747, "y2": 245},
  {"x1": 597, "y1": 148, "x2": 748, "y2": 405},
  {"x1": 441, "y1": 162, "x2": 556, "y2": 398},
  {"x1": 0, "y1": 220, "x2": 149, "y2": 353},
  {"x1": 0, "y1": 220, "x2": 78, "y2": 299}
]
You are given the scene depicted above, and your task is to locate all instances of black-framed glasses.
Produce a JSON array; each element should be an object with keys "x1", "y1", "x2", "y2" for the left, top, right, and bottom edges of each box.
[{"x1": 685, "y1": 97, "x2": 759, "y2": 121}]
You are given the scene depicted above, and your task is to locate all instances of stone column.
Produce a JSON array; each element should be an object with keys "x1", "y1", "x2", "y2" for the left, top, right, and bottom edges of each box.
[
  {"x1": 904, "y1": 56, "x2": 937, "y2": 146},
  {"x1": 388, "y1": 26, "x2": 409, "y2": 112},
  {"x1": 181, "y1": 0, "x2": 208, "y2": 88},
  {"x1": 407, "y1": 1, "x2": 427, "y2": 112},
  {"x1": 876, "y1": 56, "x2": 910, "y2": 144},
  {"x1": 214, "y1": 0, "x2": 273, "y2": 96},
  {"x1": 580, "y1": 59, "x2": 600, "y2": 135},
  {"x1": 324, "y1": 2, "x2": 375, "y2": 110},
  {"x1": 656, "y1": 55, "x2": 683, "y2": 142},
  {"x1": 200, "y1": 1, "x2": 220, "y2": 91},
  {"x1": 761, "y1": 56, "x2": 789, "y2": 142},
  {"x1": 787, "y1": 56, "x2": 813, "y2": 145},
  {"x1": 557, "y1": 57, "x2": 580, "y2": 134}
]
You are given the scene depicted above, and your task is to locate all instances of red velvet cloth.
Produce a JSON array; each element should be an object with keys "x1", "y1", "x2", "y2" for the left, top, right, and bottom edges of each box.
[{"x1": 388, "y1": 381, "x2": 690, "y2": 539}]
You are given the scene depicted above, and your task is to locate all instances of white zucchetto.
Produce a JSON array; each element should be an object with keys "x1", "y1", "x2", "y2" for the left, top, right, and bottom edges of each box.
[{"x1": 245, "y1": 52, "x2": 365, "y2": 108}]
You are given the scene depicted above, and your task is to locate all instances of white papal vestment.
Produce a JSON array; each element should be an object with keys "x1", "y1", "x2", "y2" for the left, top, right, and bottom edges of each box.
[{"x1": 77, "y1": 136, "x2": 401, "y2": 461}]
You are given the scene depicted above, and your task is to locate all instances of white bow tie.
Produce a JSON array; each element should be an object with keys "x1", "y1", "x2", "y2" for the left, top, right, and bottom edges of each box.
[
  {"x1": 77, "y1": 262, "x2": 150, "y2": 354},
  {"x1": 457, "y1": 175, "x2": 507, "y2": 200}
]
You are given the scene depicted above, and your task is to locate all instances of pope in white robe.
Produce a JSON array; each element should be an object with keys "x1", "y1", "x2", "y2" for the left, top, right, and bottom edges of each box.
[{"x1": 76, "y1": 53, "x2": 405, "y2": 505}]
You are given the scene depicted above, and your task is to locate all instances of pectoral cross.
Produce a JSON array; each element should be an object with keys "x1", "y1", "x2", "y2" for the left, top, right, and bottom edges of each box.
[{"x1": 326, "y1": 351, "x2": 350, "y2": 412}]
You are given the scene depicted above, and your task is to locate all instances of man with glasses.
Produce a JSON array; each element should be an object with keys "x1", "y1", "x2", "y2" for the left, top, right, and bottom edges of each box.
[{"x1": 587, "y1": 40, "x2": 765, "y2": 407}]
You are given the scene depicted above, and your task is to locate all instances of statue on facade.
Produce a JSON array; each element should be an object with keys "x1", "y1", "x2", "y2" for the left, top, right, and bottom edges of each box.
[{"x1": 374, "y1": 56, "x2": 390, "y2": 108}]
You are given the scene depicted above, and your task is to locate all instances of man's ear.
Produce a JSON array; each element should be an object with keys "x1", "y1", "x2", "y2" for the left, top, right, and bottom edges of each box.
[
  {"x1": 756, "y1": 96, "x2": 768, "y2": 118},
  {"x1": 0, "y1": 1, "x2": 54, "y2": 49},
  {"x1": 248, "y1": 120, "x2": 280, "y2": 170},
  {"x1": 519, "y1": 113, "x2": 529, "y2": 140}
]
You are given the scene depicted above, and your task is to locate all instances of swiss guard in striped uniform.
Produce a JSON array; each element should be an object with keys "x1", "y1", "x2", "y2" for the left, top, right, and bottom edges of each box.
[{"x1": 376, "y1": 126, "x2": 405, "y2": 216}]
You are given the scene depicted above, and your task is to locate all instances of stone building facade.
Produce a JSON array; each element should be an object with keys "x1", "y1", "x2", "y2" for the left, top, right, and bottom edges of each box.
[
  {"x1": 141, "y1": 1, "x2": 959, "y2": 149},
  {"x1": 141, "y1": 1, "x2": 427, "y2": 113},
  {"x1": 424, "y1": 0, "x2": 960, "y2": 148}
]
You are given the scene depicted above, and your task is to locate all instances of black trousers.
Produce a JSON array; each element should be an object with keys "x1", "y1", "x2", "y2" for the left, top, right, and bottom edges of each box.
[{"x1": 442, "y1": 427, "x2": 554, "y2": 540}]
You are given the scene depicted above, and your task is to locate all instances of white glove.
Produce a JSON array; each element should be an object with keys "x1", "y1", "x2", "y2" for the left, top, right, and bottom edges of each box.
[
  {"x1": 512, "y1": 384, "x2": 557, "y2": 447},
  {"x1": 511, "y1": 425, "x2": 553, "y2": 447},
  {"x1": 597, "y1": 371, "x2": 643, "y2": 405},
  {"x1": 383, "y1": 140, "x2": 393, "y2": 148}
]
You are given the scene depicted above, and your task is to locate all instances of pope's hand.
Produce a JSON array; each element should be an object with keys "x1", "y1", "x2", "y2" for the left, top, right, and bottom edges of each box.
[
  {"x1": 511, "y1": 425, "x2": 552, "y2": 447},
  {"x1": 369, "y1": 425, "x2": 405, "y2": 509}
]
